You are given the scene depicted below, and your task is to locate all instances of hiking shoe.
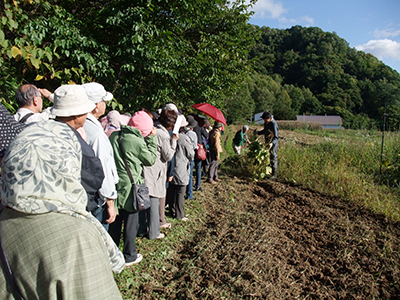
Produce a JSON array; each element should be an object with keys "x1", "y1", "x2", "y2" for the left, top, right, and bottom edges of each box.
[
  {"x1": 181, "y1": 217, "x2": 189, "y2": 222},
  {"x1": 195, "y1": 187, "x2": 203, "y2": 191},
  {"x1": 206, "y1": 179, "x2": 216, "y2": 184},
  {"x1": 156, "y1": 233, "x2": 165, "y2": 239},
  {"x1": 125, "y1": 254, "x2": 143, "y2": 267},
  {"x1": 160, "y1": 223, "x2": 171, "y2": 229},
  {"x1": 214, "y1": 178, "x2": 221, "y2": 182}
]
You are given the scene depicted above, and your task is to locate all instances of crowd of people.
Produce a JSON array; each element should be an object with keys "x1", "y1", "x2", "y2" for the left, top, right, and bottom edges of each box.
[
  {"x1": 0, "y1": 82, "x2": 279, "y2": 299},
  {"x1": 0, "y1": 82, "x2": 228, "y2": 299}
]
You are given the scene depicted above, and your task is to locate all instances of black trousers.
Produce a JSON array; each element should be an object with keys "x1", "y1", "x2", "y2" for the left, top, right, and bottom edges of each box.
[
  {"x1": 167, "y1": 184, "x2": 186, "y2": 219},
  {"x1": 109, "y1": 209, "x2": 139, "y2": 263}
]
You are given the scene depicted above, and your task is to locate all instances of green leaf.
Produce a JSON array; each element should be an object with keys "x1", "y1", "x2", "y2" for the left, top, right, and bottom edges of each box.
[
  {"x1": 11, "y1": 46, "x2": 21, "y2": 58},
  {"x1": 0, "y1": 38, "x2": 7, "y2": 48},
  {"x1": 5, "y1": 10, "x2": 12, "y2": 19},
  {"x1": 8, "y1": 18, "x2": 18, "y2": 29},
  {"x1": 35, "y1": 74, "x2": 44, "y2": 81},
  {"x1": 45, "y1": 51, "x2": 52, "y2": 62},
  {"x1": 30, "y1": 57, "x2": 41, "y2": 69}
]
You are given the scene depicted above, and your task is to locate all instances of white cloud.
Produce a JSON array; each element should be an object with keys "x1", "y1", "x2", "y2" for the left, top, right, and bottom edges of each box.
[
  {"x1": 248, "y1": 0, "x2": 314, "y2": 27},
  {"x1": 247, "y1": 0, "x2": 286, "y2": 19},
  {"x1": 373, "y1": 28, "x2": 400, "y2": 39},
  {"x1": 355, "y1": 39, "x2": 400, "y2": 61}
]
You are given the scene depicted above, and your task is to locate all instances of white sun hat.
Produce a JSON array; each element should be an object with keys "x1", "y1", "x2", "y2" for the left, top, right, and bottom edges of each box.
[
  {"x1": 51, "y1": 85, "x2": 95, "y2": 117},
  {"x1": 82, "y1": 82, "x2": 113, "y2": 103}
]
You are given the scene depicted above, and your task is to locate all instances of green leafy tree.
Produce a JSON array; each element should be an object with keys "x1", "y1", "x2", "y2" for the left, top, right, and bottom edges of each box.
[
  {"x1": 248, "y1": 24, "x2": 400, "y2": 128},
  {"x1": 1, "y1": 0, "x2": 256, "y2": 116}
]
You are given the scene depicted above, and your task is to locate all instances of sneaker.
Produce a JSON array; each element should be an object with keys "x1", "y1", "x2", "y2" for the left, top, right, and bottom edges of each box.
[
  {"x1": 137, "y1": 231, "x2": 148, "y2": 238},
  {"x1": 125, "y1": 254, "x2": 143, "y2": 267},
  {"x1": 214, "y1": 178, "x2": 221, "y2": 182},
  {"x1": 156, "y1": 233, "x2": 165, "y2": 239},
  {"x1": 181, "y1": 217, "x2": 189, "y2": 222},
  {"x1": 195, "y1": 187, "x2": 203, "y2": 192},
  {"x1": 206, "y1": 179, "x2": 216, "y2": 184},
  {"x1": 160, "y1": 223, "x2": 171, "y2": 229}
]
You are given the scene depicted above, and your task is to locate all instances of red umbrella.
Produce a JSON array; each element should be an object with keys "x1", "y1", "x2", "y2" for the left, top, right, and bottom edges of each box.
[{"x1": 191, "y1": 103, "x2": 227, "y2": 125}]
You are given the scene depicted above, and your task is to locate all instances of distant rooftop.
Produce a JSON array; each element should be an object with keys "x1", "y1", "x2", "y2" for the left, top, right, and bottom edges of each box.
[{"x1": 296, "y1": 115, "x2": 342, "y2": 126}]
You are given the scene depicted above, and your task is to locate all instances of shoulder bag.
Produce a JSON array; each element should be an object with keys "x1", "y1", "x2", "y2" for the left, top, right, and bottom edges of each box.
[{"x1": 118, "y1": 131, "x2": 151, "y2": 211}]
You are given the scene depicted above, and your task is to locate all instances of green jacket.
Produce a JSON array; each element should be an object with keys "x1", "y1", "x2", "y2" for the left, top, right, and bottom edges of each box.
[
  {"x1": 233, "y1": 130, "x2": 248, "y2": 146},
  {"x1": 109, "y1": 125, "x2": 157, "y2": 213}
]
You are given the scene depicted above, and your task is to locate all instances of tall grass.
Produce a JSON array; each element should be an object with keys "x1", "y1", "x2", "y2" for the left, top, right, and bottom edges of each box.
[{"x1": 278, "y1": 129, "x2": 400, "y2": 221}]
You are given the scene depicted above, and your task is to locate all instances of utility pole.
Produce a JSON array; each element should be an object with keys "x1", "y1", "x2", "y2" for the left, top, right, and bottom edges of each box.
[{"x1": 380, "y1": 101, "x2": 387, "y2": 175}]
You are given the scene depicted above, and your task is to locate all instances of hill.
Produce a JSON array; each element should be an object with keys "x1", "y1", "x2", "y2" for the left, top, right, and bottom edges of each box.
[{"x1": 228, "y1": 25, "x2": 400, "y2": 130}]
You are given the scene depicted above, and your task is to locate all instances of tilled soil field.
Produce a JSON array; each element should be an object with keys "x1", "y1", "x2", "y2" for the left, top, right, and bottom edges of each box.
[{"x1": 164, "y1": 176, "x2": 400, "y2": 299}]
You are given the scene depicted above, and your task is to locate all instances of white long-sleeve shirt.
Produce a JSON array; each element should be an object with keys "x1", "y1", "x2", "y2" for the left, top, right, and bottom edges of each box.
[
  {"x1": 84, "y1": 113, "x2": 119, "y2": 203},
  {"x1": 13, "y1": 107, "x2": 54, "y2": 124}
]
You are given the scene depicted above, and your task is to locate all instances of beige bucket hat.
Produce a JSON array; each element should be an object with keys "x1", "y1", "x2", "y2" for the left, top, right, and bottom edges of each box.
[{"x1": 51, "y1": 85, "x2": 95, "y2": 117}]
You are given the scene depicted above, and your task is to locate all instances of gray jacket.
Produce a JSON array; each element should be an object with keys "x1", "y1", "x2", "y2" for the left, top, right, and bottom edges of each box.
[
  {"x1": 171, "y1": 133, "x2": 195, "y2": 186},
  {"x1": 143, "y1": 121, "x2": 177, "y2": 198}
]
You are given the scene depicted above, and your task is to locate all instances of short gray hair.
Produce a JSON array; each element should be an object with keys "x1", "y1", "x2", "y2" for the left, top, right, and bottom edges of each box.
[{"x1": 15, "y1": 84, "x2": 40, "y2": 107}]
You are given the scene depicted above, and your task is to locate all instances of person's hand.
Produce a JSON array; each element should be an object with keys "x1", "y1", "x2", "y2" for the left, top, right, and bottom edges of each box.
[
  {"x1": 150, "y1": 127, "x2": 157, "y2": 136},
  {"x1": 38, "y1": 88, "x2": 52, "y2": 100},
  {"x1": 168, "y1": 176, "x2": 173, "y2": 182},
  {"x1": 172, "y1": 134, "x2": 179, "y2": 140},
  {"x1": 268, "y1": 143, "x2": 273, "y2": 150},
  {"x1": 105, "y1": 199, "x2": 117, "y2": 224}
]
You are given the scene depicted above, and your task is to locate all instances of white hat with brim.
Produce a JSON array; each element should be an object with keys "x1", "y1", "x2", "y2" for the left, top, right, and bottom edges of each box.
[
  {"x1": 180, "y1": 115, "x2": 189, "y2": 128},
  {"x1": 162, "y1": 103, "x2": 178, "y2": 113},
  {"x1": 51, "y1": 85, "x2": 96, "y2": 117},
  {"x1": 82, "y1": 82, "x2": 113, "y2": 103}
]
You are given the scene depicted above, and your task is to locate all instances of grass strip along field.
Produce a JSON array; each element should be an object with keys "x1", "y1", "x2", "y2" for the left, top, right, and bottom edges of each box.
[{"x1": 115, "y1": 126, "x2": 400, "y2": 299}]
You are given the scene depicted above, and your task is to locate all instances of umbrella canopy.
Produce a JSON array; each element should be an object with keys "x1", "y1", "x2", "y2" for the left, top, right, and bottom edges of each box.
[{"x1": 191, "y1": 103, "x2": 227, "y2": 125}]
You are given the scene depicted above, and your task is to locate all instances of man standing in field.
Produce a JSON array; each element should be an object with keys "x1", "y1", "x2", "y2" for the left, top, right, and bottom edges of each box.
[{"x1": 257, "y1": 111, "x2": 279, "y2": 179}]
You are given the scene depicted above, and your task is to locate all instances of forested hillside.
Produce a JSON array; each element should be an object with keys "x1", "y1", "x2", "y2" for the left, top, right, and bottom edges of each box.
[{"x1": 231, "y1": 25, "x2": 400, "y2": 129}]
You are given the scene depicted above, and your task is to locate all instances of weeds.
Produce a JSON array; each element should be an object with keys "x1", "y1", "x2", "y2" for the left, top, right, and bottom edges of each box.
[{"x1": 278, "y1": 129, "x2": 400, "y2": 221}]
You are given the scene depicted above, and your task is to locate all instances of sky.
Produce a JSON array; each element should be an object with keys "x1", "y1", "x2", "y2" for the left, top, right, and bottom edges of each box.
[{"x1": 246, "y1": 0, "x2": 400, "y2": 73}]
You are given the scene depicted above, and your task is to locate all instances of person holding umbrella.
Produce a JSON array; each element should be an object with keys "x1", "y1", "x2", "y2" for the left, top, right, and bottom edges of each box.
[{"x1": 207, "y1": 121, "x2": 223, "y2": 184}]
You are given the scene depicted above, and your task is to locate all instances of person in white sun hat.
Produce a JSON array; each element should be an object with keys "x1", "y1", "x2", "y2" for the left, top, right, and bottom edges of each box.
[
  {"x1": 82, "y1": 82, "x2": 119, "y2": 231},
  {"x1": 0, "y1": 84, "x2": 124, "y2": 299}
]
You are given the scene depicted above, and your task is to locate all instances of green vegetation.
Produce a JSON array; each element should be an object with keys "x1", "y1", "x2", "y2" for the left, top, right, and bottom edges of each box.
[
  {"x1": 265, "y1": 129, "x2": 399, "y2": 220},
  {"x1": 221, "y1": 125, "x2": 400, "y2": 221},
  {"x1": 230, "y1": 26, "x2": 400, "y2": 129},
  {"x1": 0, "y1": 0, "x2": 256, "y2": 112},
  {"x1": 2, "y1": 2, "x2": 400, "y2": 129}
]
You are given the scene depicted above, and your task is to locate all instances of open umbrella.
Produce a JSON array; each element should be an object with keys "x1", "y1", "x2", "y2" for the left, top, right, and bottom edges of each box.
[{"x1": 191, "y1": 103, "x2": 227, "y2": 125}]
